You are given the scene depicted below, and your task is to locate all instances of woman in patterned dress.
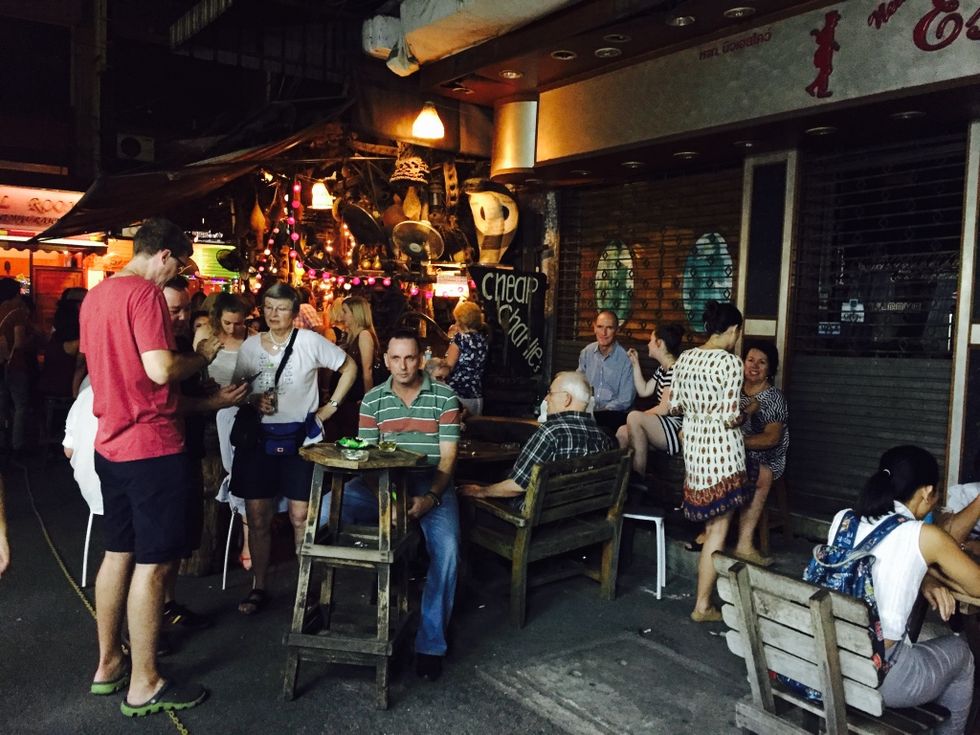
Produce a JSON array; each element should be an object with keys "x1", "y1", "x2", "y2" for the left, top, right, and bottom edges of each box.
[
  {"x1": 671, "y1": 301, "x2": 754, "y2": 622},
  {"x1": 445, "y1": 301, "x2": 489, "y2": 416},
  {"x1": 733, "y1": 340, "x2": 789, "y2": 567},
  {"x1": 616, "y1": 323, "x2": 685, "y2": 479}
]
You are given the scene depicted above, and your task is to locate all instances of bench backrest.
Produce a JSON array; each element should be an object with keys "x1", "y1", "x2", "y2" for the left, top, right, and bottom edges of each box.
[
  {"x1": 713, "y1": 553, "x2": 885, "y2": 720},
  {"x1": 522, "y1": 448, "x2": 631, "y2": 526}
]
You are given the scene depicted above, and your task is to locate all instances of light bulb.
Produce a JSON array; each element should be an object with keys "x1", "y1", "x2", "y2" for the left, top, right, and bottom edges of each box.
[{"x1": 412, "y1": 101, "x2": 445, "y2": 140}]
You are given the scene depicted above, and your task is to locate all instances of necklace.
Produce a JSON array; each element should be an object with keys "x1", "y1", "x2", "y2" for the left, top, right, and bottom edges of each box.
[{"x1": 267, "y1": 328, "x2": 294, "y2": 352}]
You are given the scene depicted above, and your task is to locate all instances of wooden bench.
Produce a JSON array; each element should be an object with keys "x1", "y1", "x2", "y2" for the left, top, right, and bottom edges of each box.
[
  {"x1": 463, "y1": 448, "x2": 632, "y2": 628},
  {"x1": 713, "y1": 553, "x2": 948, "y2": 734}
]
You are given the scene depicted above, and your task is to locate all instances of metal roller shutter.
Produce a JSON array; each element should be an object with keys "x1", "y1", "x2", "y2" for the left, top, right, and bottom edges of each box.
[
  {"x1": 788, "y1": 134, "x2": 966, "y2": 514},
  {"x1": 555, "y1": 169, "x2": 744, "y2": 370}
]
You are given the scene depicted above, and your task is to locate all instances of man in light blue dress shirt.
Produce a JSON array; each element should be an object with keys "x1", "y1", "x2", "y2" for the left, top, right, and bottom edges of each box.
[{"x1": 577, "y1": 310, "x2": 635, "y2": 437}]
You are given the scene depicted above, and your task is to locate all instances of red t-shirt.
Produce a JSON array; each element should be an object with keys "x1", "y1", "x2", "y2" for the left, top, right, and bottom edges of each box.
[{"x1": 79, "y1": 275, "x2": 184, "y2": 461}]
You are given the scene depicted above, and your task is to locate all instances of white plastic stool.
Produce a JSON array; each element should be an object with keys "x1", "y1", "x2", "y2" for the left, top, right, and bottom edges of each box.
[{"x1": 623, "y1": 512, "x2": 666, "y2": 599}]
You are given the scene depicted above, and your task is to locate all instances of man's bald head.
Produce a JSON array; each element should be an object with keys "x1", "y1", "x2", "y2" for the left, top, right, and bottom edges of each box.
[{"x1": 546, "y1": 371, "x2": 592, "y2": 414}]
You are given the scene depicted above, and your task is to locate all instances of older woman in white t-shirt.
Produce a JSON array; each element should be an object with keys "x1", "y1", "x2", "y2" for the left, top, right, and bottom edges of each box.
[
  {"x1": 229, "y1": 283, "x2": 357, "y2": 615},
  {"x1": 829, "y1": 445, "x2": 980, "y2": 734}
]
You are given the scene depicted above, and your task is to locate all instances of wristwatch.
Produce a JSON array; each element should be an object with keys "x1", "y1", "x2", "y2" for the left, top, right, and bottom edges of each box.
[
  {"x1": 327, "y1": 399, "x2": 339, "y2": 408},
  {"x1": 425, "y1": 491, "x2": 442, "y2": 508}
]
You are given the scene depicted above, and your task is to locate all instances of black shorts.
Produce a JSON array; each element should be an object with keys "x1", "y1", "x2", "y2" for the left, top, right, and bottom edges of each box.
[
  {"x1": 95, "y1": 451, "x2": 194, "y2": 565},
  {"x1": 229, "y1": 450, "x2": 314, "y2": 502}
]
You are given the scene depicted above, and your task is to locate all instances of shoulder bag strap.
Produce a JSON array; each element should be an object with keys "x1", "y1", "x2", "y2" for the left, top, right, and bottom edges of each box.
[
  {"x1": 272, "y1": 328, "x2": 299, "y2": 388},
  {"x1": 854, "y1": 513, "x2": 909, "y2": 553}
]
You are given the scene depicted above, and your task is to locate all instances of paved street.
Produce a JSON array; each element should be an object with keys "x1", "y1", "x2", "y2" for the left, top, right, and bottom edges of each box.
[{"x1": 1, "y1": 453, "x2": 752, "y2": 735}]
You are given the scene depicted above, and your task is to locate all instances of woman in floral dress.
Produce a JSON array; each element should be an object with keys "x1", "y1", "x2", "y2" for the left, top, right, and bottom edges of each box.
[
  {"x1": 445, "y1": 301, "x2": 489, "y2": 416},
  {"x1": 671, "y1": 301, "x2": 754, "y2": 622}
]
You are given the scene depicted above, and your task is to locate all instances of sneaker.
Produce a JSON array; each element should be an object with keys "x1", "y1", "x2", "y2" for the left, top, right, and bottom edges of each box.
[
  {"x1": 416, "y1": 653, "x2": 443, "y2": 682},
  {"x1": 120, "y1": 680, "x2": 208, "y2": 717},
  {"x1": 121, "y1": 629, "x2": 173, "y2": 658},
  {"x1": 163, "y1": 601, "x2": 213, "y2": 631}
]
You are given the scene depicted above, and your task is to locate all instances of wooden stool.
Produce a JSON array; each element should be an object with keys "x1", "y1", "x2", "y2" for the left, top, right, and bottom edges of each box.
[
  {"x1": 757, "y1": 475, "x2": 792, "y2": 556},
  {"x1": 282, "y1": 444, "x2": 424, "y2": 710}
]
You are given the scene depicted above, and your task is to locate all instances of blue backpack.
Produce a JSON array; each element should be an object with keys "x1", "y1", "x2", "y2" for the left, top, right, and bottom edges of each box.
[{"x1": 778, "y1": 510, "x2": 909, "y2": 701}]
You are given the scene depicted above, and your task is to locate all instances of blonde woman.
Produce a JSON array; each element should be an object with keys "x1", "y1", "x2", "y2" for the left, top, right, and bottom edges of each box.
[
  {"x1": 445, "y1": 301, "x2": 489, "y2": 416},
  {"x1": 325, "y1": 295, "x2": 382, "y2": 439}
]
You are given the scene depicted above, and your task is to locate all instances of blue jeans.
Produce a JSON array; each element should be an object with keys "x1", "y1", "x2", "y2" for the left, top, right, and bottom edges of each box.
[{"x1": 341, "y1": 469, "x2": 459, "y2": 656}]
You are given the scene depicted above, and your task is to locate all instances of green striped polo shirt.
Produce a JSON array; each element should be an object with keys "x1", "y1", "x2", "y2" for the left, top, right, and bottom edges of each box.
[{"x1": 358, "y1": 372, "x2": 460, "y2": 465}]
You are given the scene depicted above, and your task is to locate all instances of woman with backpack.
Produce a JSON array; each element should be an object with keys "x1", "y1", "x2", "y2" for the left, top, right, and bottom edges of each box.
[{"x1": 830, "y1": 445, "x2": 980, "y2": 734}]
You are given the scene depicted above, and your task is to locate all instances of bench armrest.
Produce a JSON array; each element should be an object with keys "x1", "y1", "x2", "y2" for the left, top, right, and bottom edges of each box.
[{"x1": 463, "y1": 496, "x2": 528, "y2": 528}]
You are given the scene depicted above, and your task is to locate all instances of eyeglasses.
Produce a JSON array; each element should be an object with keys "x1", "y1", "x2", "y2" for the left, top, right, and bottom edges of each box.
[
  {"x1": 263, "y1": 305, "x2": 294, "y2": 315},
  {"x1": 546, "y1": 389, "x2": 569, "y2": 398},
  {"x1": 175, "y1": 256, "x2": 194, "y2": 275}
]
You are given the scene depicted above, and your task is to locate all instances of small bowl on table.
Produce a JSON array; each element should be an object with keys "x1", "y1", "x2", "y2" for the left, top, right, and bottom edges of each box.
[
  {"x1": 378, "y1": 440, "x2": 397, "y2": 454},
  {"x1": 341, "y1": 448, "x2": 369, "y2": 462}
]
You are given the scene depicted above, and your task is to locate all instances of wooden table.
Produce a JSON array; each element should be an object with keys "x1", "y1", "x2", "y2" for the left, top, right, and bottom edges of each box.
[
  {"x1": 282, "y1": 443, "x2": 426, "y2": 709},
  {"x1": 454, "y1": 439, "x2": 521, "y2": 484}
]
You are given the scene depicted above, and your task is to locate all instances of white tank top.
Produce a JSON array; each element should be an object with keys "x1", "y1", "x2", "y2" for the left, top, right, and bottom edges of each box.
[
  {"x1": 827, "y1": 501, "x2": 926, "y2": 641},
  {"x1": 208, "y1": 348, "x2": 239, "y2": 387}
]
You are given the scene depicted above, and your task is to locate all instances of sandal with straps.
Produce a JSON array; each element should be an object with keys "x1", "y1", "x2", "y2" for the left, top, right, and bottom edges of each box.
[{"x1": 238, "y1": 588, "x2": 268, "y2": 616}]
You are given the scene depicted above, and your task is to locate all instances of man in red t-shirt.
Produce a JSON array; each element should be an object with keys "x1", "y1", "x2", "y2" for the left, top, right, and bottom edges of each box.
[{"x1": 80, "y1": 218, "x2": 222, "y2": 717}]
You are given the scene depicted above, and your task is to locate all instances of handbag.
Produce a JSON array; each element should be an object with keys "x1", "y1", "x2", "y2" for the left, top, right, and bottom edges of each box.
[
  {"x1": 262, "y1": 420, "x2": 306, "y2": 456},
  {"x1": 230, "y1": 328, "x2": 298, "y2": 450}
]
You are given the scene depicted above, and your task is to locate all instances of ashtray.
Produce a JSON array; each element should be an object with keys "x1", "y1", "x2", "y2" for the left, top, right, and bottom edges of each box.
[
  {"x1": 341, "y1": 448, "x2": 369, "y2": 461},
  {"x1": 378, "y1": 440, "x2": 397, "y2": 453}
]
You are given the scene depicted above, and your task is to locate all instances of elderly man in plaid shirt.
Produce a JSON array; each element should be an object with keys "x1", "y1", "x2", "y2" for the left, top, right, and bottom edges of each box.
[{"x1": 459, "y1": 371, "x2": 615, "y2": 506}]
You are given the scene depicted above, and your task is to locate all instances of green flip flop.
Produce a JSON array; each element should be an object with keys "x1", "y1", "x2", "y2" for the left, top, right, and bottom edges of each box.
[
  {"x1": 120, "y1": 680, "x2": 208, "y2": 717},
  {"x1": 90, "y1": 663, "x2": 130, "y2": 696}
]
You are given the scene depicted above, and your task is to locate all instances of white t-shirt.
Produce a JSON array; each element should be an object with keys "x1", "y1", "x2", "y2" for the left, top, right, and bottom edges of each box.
[
  {"x1": 63, "y1": 377, "x2": 103, "y2": 515},
  {"x1": 827, "y1": 501, "x2": 926, "y2": 641},
  {"x1": 946, "y1": 482, "x2": 980, "y2": 538},
  {"x1": 233, "y1": 328, "x2": 346, "y2": 424}
]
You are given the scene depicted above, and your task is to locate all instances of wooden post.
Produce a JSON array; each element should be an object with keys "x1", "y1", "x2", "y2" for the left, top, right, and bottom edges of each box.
[
  {"x1": 809, "y1": 589, "x2": 848, "y2": 735},
  {"x1": 730, "y1": 561, "x2": 776, "y2": 712}
]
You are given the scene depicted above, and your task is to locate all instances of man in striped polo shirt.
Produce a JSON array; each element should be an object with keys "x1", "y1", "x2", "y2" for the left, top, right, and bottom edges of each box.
[{"x1": 341, "y1": 329, "x2": 460, "y2": 682}]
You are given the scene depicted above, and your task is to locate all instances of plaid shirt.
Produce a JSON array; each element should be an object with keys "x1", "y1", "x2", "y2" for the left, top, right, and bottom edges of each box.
[{"x1": 509, "y1": 411, "x2": 616, "y2": 489}]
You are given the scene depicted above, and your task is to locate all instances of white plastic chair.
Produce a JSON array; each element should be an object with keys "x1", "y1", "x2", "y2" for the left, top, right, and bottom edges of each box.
[{"x1": 623, "y1": 511, "x2": 666, "y2": 599}]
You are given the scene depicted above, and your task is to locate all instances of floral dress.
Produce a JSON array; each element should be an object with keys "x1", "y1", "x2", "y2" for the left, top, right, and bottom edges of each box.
[
  {"x1": 446, "y1": 330, "x2": 488, "y2": 399},
  {"x1": 740, "y1": 385, "x2": 789, "y2": 481},
  {"x1": 670, "y1": 347, "x2": 754, "y2": 522}
]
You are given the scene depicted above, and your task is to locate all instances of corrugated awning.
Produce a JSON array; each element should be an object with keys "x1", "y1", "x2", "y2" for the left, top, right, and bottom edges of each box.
[{"x1": 33, "y1": 117, "x2": 342, "y2": 243}]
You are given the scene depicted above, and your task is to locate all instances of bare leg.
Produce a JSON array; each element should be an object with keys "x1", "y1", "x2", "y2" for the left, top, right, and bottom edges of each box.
[
  {"x1": 288, "y1": 500, "x2": 309, "y2": 553},
  {"x1": 734, "y1": 465, "x2": 773, "y2": 558},
  {"x1": 163, "y1": 560, "x2": 178, "y2": 604},
  {"x1": 615, "y1": 424, "x2": 630, "y2": 450},
  {"x1": 627, "y1": 411, "x2": 670, "y2": 475},
  {"x1": 240, "y1": 515, "x2": 252, "y2": 569},
  {"x1": 93, "y1": 551, "x2": 133, "y2": 684},
  {"x1": 124, "y1": 562, "x2": 169, "y2": 703},
  {"x1": 693, "y1": 511, "x2": 733, "y2": 615},
  {"x1": 243, "y1": 499, "x2": 274, "y2": 596}
]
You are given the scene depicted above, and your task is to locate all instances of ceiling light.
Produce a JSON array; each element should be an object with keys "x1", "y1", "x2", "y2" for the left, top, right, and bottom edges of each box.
[
  {"x1": 621, "y1": 161, "x2": 645, "y2": 169},
  {"x1": 524, "y1": 178, "x2": 544, "y2": 185},
  {"x1": 673, "y1": 150, "x2": 699, "y2": 159},
  {"x1": 550, "y1": 49, "x2": 578, "y2": 61},
  {"x1": 310, "y1": 182, "x2": 334, "y2": 210},
  {"x1": 603, "y1": 33, "x2": 631, "y2": 43},
  {"x1": 805, "y1": 125, "x2": 838, "y2": 136},
  {"x1": 412, "y1": 101, "x2": 445, "y2": 140},
  {"x1": 667, "y1": 15, "x2": 695, "y2": 27},
  {"x1": 595, "y1": 47, "x2": 622, "y2": 58},
  {"x1": 733, "y1": 140, "x2": 755, "y2": 149},
  {"x1": 569, "y1": 169, "x2": 591, "y2": 176},
  {"x1": 498, "y1": 69, "x2": 524, "y2": 80},
  {"x1": 890, "y1": 110, "x2": 925, "y2": 120},
  {"x1": 723, "y1": 6, "x2": 756, "y2": 19},
  {"x1": 451, "y1": 85, "x2": 474, "y2": 95}
]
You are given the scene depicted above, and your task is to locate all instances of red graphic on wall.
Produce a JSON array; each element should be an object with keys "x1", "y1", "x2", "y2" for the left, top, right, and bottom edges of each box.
[
  {"x1": 913, "y1": 0, "x2": 980, "y2": 52},
  {"x1": 805, "y1": 10, "x2": 842, "y2": 99}
]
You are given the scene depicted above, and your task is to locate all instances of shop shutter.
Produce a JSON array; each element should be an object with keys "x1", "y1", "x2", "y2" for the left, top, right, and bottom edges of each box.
[
  {"x1": 788, "y1": 134, "x2": 966, "y2": 514},
  {"x1": 555, "y1": 168, "x2": 743, "y2": 370}
]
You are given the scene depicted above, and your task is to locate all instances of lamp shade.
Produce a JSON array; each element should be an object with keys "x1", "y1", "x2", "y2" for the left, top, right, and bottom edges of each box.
[
  {"x1": 310, "y1": 182, "x2": 334, "y2": 210},
  {"x1": 412, "y1": 101, "x2": 445, "y2": 140}
]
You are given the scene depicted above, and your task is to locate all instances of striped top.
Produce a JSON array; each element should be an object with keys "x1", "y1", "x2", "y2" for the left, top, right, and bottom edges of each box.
[
  {"x1": 358, "y1": 372, "x2": 460, "y2": 466},
  {"x1": 651, "y1": 365, "x2": 674, "y2": 405}
]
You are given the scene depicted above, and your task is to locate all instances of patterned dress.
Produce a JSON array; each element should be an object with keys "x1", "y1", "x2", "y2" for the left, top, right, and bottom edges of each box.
[
  {"x1": 446, "y1": 330, "x2": 488, "y2": 399},
  {"x1": 648, "y1": 365, "x2": 683, "y2": 456},
  {"x1": 740, "y1": 385, "x2": 789, "y2": 480},
  {"x1": 671, "y1": 348, "x2": 754, "y2": 522}
]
